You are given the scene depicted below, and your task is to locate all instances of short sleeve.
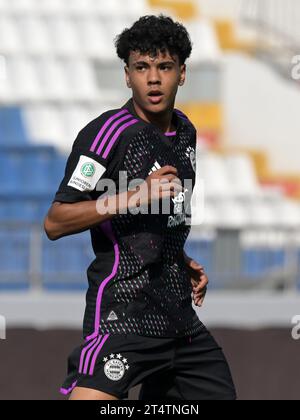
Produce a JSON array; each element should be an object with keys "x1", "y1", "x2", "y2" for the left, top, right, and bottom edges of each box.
[
  {"x1": 53, "y1": 108, "x2": 138, "y2": 203},
  {"x1": 53, "y1": 111, "x2": 127, "y2": 204}
]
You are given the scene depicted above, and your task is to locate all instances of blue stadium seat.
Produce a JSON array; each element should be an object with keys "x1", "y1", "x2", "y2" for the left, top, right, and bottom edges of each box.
[
  {"x1": 0, "y1": 145, "x2": 58, "y2": 194},
  {"x1": 42, "y1": 231, "x2": 94, "y2": 290},
  {"x1": 51, "y1": 154, "x2": 66, "y2": 188},
  {"x1": 242, "y1": 248, "x2": 286, "y2": 278},
  {"x1": 0, "y1": 107, "x2": 28, "y2": 145},
  {"x1": 0, "y1": 227, "x2": 30, "y2": 290},
  {"x1": 0, "y1": 193, "x2": 53, "y2": 222},
  {"x1": 185, "y1": 238, "x2": 214, "y2": 275}
]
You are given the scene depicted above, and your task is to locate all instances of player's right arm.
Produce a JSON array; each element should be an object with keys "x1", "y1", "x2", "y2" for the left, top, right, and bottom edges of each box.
[
  {"x1": 44, "y1": 115, "x2": 182, "y2": 243},
  {"x1": 45, "y1": 165, "x2": 181, "y2": 241}
]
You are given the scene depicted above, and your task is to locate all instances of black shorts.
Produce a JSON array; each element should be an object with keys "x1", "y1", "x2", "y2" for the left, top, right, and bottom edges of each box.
[{"x1": 60, "y1": 325, "x2": 236, "y2": 400}]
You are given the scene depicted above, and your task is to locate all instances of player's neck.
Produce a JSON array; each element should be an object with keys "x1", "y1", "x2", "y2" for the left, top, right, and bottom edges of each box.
[{"x1": 132, "y1": 97, "x2": 176, "y2": 134}]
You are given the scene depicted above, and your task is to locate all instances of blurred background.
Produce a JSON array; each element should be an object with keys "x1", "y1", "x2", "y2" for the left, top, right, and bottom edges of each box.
[{"x1": 0, "y1": 0, "x2": 300, "y2": 400}]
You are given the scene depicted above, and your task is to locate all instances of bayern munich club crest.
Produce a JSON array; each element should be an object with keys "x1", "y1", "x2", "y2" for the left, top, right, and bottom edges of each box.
[{"x1": 103, "y1": 353, "x2": 130, "y2": 381}]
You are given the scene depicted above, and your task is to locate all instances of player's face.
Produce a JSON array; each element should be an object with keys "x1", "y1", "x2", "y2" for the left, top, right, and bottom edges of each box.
[{"x1": 125, "y1": 50, "x2": 186, "y2": 115}]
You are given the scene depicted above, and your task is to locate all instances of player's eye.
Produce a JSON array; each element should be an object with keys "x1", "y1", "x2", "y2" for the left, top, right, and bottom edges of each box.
[
  {"x1": 136, "y1": 65, "x2": 147, "y2": 71},
  {"x1": 160, "y1": 65, "x2": 172, "y2": 71}
]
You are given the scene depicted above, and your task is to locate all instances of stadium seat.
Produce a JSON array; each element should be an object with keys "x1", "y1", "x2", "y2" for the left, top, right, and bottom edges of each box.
[
  {"x1": 0, "y1": 16, "x2": 22, "y2": 54},
  {"x1": 62, "y1": 105, "x2": 91, "y2": 145},
  {"x1": 42, "y1": 231, "x2": 94, "y2": 290},
  {"x1": 77, "y1": 17, "x2": 117, "y2": 60},
  {"x1": 10, "y1": 57, "x2": 42, "y2": 101},
  {"x1": 66, "y1": 0, "x2": 95, "y2": 14},
  {"x1": 65, "y1": 59, "x2": 100, "y2": 101},
  {"x1": 38, "y1": 57, "x2": 72, "y2": 101},
  {"x1": 0, "y1": 227, "x2": 31, "y2": 290},
  {"x1": 10, "y1": 0, "x2": 37, "y2": 13},
  {"x1": 92, "y1": 0, "x2": 127, "y2": 18},
  {"x1": 0, "y1": 56, "x2": 12, "y2": 103},
  {"x1": 0, "y1": 0, "x2": 10, "y2": 13},
  {"x1": 196, "y1": 152, "x2": 232, "y2": 198},
  {"x1": 0, "y1": 193, "x2": 53, "y2": 222},
  {"x1": 186, "y1": 19, "x2": 221, "y2": 63},
  {"x1": 36, "y1": 0, "x2": 65, "y2": 14},
  {"x1": 0, "y1": 145, "x2": 57, "y2": 194},
  {"x1": 0, "y1": 107, "x2": 29, "y2": 145},
  {"x1": 224, "y1": 153, "x2": 260, "y2": 198},
  {"x1": 47, "y1": 16, "x2": 81, "y2": 56},
  {"x1": 19, "y1": 15, "x2": 52, "y2": 54},
  {"x1": 23, "y1": 105, "x2": 67, "y2": 152}
]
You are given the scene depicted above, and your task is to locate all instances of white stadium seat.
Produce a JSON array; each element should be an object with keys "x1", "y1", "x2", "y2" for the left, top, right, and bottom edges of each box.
[
  {"x1": 246, "y1": 198, "x2": 279, "y2": 227},
  {"x1": 37, "y1": 0, "x2": 65, "y2": 14},
  {"x1": 10, "y1": 0, "x2": 37, "y2": 13},
  {"x1": 38, "y1": 57, "x2": 71, "y2": 101},
  {"x1": 18, "y1": 16, "x2": 52, "y2": 54},
  {"x1": 215, "y1": 198, "x2": 250, "y2": 228},
  {"x1": 0, "y1": 56, "x2": 15, "y2": 103},
  {"x1": 64, "y1": 59, "x2": 100, "y2": 101},
  {"x1": 224, "y1": 153, "x2": 260, "y2": 198},
  {"x1": 196, "y1": 152, "x2": 233, "y2": 198},
  {"x1": 272, "y1": 198, "x2": 300, "y2": 228},
  {"x1": 24, "y1": 105, "x2": 67, "y2": 151},
  {"x1": 10, "y1": 57, "x2": 42, "y2": 101},
  {"x1": 186, "y1": 19, "x2": 221, "y2": 64},
  {"x1": 62, "y1": 105, "x2": 91, "y2": 146},
  {"x1": 78, "y1": 18, "x2": 115, "y2": 60},
  {"x1": 65, "y1": 0, "x2": 94, "y2": 14},
  {"x1": 92, "y1": 0, "x2": 127, "y2": 18},
  {"x1": 0, "y1": 16, "x2": 22, "y2": 54},
  {"x1": 0, "y1": 0, "x2": 10, "y2": 13},
  {"x1": 47, "y1": 17, "x2": 81, "y2": 55}
]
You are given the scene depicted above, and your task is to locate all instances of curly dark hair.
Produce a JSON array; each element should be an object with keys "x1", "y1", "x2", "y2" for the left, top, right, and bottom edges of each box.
[{"x1": 115, "y1": 14, "x2": 192, "y2": 65}]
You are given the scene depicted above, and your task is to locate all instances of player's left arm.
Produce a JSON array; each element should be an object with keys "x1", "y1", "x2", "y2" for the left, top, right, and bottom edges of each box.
[
  {"x1": 183, "y1": 250, "x2": 208, "y2": 307},
  {"x1": 182, "y1": 128, "x2": 208, "y2": 306}
]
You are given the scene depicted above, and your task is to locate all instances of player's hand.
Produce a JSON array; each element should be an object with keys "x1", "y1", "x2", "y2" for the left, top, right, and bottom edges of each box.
[
  {"x1": 144, "y1": 165, "x2": 183, "y2": 205},
  {"x1": 184, "y1": 254, "x2": 208, "y2": 307}
]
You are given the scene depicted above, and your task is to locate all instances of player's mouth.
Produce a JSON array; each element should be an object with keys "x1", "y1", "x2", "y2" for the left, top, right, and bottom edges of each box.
[{"x1": 147, "y1": 90, "x2": 164, "y2": 104}]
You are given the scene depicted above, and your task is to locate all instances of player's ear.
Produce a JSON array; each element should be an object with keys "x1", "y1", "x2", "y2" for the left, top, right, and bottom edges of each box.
[
  {"x1": 179, "y1": 64, "x2": 186, "y2": 86},
  {"x1": 125, "y1": 66, "x2": 132, "y2": 88}
]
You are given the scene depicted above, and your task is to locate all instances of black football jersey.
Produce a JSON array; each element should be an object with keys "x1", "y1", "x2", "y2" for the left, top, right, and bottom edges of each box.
[{"x1": 54, "y1": 98, "x2": 204, "y2": 339}]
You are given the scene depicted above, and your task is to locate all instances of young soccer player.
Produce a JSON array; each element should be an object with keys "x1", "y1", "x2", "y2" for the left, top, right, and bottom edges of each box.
[{"x1": 44, "y1": 15, "x2": 236, "y2": 400}]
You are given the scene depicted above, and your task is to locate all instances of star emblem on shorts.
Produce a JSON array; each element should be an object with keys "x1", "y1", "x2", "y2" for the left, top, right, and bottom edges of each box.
[
  {"x1": 116, "y1": 354, "x2": 122, "y2": 359},
  {"x1": 110, "y1": 353, "x2": 115, "y2": 359}
]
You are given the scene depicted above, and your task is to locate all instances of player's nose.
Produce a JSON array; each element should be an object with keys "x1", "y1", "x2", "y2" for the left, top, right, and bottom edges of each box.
[{"x1": 147, "y1": 67, "x2": 161, "y2": 84}]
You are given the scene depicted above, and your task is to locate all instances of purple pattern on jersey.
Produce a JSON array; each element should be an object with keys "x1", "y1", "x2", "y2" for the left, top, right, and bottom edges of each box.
[
  {"x1": 102, "y1": 119, "x2": 138, "y2": 159},
  {"x1": 90, "y1": 109, "x2": 128, "y2": 152},
  {"x1": 96, "y1": 114, "x2": 132, "y2": 156},
  {"x1": 175, "y1": 109, "x2": 189, "y2": 121},
  {"x1": 89, "y1": 109, "x2": 138, "y2": 160},
  {"x1": 60, "y1": 380, "x2": 78, "y2": 395},
  {"x1": 85, "y1": 221, "x2": 120, "y2": 342},
  {"x1": 88, "y1": 334, "x2": 110, "y2": 375},
  {"x1": 165, "y1": 131, "x2": 177, "y2": 136},
  {"x1": 79, "y1": 336, "x2": 98, "y2": 374}
]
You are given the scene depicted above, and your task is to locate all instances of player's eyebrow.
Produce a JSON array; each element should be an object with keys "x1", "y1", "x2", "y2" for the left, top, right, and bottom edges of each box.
[{"x1": 133, "y1": 60, "x2": 176, "y2": 66}]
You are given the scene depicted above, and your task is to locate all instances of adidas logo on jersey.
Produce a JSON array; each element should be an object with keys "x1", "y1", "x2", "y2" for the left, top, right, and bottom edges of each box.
[
  {"x1": 107, "y1": 311, "x2": 118, "y2": 321},
  {"x1": 148, "y1": 161, "x2": 162, "y2": 176}
]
